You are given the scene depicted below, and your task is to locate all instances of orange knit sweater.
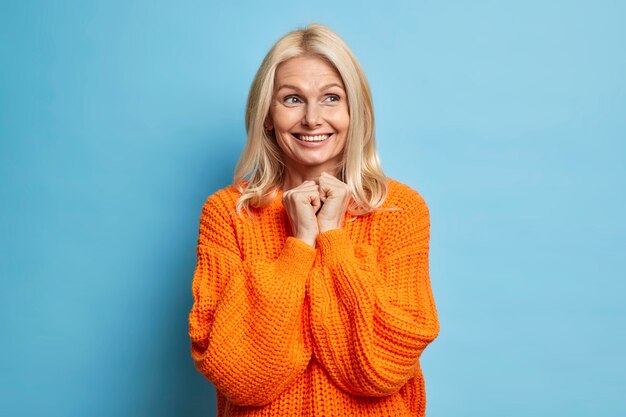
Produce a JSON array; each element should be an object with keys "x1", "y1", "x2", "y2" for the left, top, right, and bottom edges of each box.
[{"x1": 188, "y1": 178, "x2": 440, "y2": 417}]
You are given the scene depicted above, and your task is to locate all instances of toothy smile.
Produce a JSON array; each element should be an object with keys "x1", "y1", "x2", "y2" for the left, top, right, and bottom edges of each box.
[{"x1": 292, "y1": 133, "x2": 333, "y2": 142}]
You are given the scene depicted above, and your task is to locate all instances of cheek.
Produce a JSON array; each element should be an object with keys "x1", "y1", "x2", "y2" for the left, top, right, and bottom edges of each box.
[
  {"x1": 275, "y1": 133, "x2": 292, "y2": 152},
  {"x1": 334, "y1": 111, "x2": 350, "y2": 149},
  {"x1": 272, "y1": 107, "x2": 301, "y2": 131},
  {"x1": 332, "y1": 112, "x2": 350, "y2": 135},
  {"x1": 329, "y1": 106, "x2": 350, "y2": 128}
]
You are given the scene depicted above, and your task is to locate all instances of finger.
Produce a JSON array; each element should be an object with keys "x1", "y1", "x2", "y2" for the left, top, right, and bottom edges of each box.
[
  {"x1": 293, "y1": 185, "x2": 318, "y2": 194},
  {"x1": 318, "y1": 181, "x2": 329, "y2": 201},
  {"x1": 309, "y1": 193, "x2": 322, "y2": 211},
  {"x1": 296, "y1": 187, "x2": 320, "y2": 197},
  {"x1": 318, "y1": 177, "x2": 334, "y2": 198},
  {"x1": 292, "y1": 185, "x2": 319, "y2": 201},
  {"x1": 321, "y1": 174, "x2": 349, "y2": 195},
  {"x1": 323, "y1": 174, "x2": 343, "y2": 187}
]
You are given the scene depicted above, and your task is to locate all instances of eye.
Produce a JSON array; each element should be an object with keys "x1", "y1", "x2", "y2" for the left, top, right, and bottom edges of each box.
[
  {"x1": 324, "y1": 94, "x2": 340, "y2": 103},
  {"x1": 283, "y1": 95, "x2": 301, "y2": 104}
]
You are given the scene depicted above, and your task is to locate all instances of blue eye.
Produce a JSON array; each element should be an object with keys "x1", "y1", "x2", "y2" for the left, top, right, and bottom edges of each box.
[{"x1": 283, "y1": 96, "x2": 301, "y2": 104}]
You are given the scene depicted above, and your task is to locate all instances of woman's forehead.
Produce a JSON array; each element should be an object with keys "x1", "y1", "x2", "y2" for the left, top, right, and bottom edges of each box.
[{"x1": 275, "y1": 57, "x2": 344, "y2": 93}]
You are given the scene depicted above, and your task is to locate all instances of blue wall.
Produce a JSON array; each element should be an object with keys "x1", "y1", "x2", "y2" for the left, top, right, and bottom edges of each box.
[{"x1": 1, "y1": 1, "x2": 624, "y2": 416}]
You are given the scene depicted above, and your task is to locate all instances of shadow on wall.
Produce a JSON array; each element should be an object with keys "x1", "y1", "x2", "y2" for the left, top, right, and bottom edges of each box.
[{"x1": 136, "y1": 124, "x2": 244, "y2": 417}]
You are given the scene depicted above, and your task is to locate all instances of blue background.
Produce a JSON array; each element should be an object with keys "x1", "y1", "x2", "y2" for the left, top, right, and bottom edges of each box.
[{"x1": 1, "y1": 1, "x2": 624, "y2": 416}]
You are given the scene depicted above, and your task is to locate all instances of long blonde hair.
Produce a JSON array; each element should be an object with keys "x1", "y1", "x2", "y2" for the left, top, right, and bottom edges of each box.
[{"x1": 234, "y1": 23, "x2": 388, "y2": 216}]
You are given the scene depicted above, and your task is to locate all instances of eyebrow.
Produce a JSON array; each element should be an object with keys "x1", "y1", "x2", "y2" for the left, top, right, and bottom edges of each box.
[{"x1": 277, "y1": 83, "x2": 345, "y2": 92}]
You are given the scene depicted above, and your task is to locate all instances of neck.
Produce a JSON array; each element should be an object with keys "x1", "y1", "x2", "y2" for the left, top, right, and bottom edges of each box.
[{"x1": 282, "y1": 162, "x2": 341, "y2": 191}]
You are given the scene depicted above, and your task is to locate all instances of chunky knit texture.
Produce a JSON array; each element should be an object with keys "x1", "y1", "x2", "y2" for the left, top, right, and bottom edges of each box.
[{"x1": 188, "y1": 178, "x2": 440, "y2": 417}]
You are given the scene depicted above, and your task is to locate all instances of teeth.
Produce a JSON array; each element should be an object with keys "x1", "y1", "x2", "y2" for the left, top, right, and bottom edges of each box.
[{"x1": 296, "y1": 134, "x2": 331, "y2": 142}]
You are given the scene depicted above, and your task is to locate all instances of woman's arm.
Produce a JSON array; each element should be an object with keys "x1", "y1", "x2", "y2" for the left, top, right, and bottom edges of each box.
[
  {"x1": 188, "y1": 193, "x2": 316, "y2": 406},
  {"x1": 309, "y1": 191, "x2": 440, "y2": 397}
]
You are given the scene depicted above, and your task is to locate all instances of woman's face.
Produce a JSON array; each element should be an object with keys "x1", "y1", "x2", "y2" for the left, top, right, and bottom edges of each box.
[{"x1": 267, "y1": 55, "x2": 349, "y2": 174}]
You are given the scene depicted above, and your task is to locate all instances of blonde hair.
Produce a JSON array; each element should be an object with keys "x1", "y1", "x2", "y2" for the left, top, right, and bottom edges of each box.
[{"x1": 234, "y1": 23, "x2": 388, "y2": 216}]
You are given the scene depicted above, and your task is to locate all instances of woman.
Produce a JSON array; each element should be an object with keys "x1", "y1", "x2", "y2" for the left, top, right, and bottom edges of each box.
[{"x1": 188, "y1": 23, "x2": 440, "y2": 417}]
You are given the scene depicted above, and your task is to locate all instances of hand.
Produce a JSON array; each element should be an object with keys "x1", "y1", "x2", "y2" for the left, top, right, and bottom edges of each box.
[
  {"x1": 316, "y1": 172, "x2": 351, "y2": 233},
  {"x1": 282, "y1": 180, "x2": 322, "y2": 247}
]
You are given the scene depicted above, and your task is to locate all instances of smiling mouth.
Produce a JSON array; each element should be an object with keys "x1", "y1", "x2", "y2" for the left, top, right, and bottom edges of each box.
[{"x1": 292, "y1": 133, "x2": 333, "y2": 142}]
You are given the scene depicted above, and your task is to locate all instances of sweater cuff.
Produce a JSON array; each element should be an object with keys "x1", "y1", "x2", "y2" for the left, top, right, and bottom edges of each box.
[
  {"x1": 316, "y1": 229, "x2": 355, "y2": 269},
  {"x1": 275, "y1": 236, "x2": 317, "y2": 276}
]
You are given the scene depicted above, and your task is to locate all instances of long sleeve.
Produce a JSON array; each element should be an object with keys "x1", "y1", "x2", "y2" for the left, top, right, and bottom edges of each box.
[
  {"x1": 308, "y1": 190, "x2": 440, "y2": 397},
  {"x1": 188, "y1": 194, "x2": 317, "y2": 406}
]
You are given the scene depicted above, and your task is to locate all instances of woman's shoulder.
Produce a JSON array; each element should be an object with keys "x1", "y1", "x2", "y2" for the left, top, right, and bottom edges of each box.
[
  {"x1": 383, "y1": 177, "x2": 429, "y2": 215},
  {"x1": 207, "y1": 183, "x2": 241, "y2": 202},
  {"x1": 200, "y1": 183, "x2": 242, "y2": 219}
]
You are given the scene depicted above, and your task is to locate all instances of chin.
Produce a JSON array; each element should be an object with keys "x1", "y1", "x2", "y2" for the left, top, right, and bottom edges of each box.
[{"x1": 296, "y1": 156, "x2": 338, "y2": 167}]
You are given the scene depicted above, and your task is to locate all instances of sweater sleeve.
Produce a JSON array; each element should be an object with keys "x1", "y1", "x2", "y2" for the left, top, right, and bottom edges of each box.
[
  {"x1": 188, "y1": 193, "x2": 316, "y2": 406},
  {"x1": 309, "y1": 191, "x2": 440, "y2": 397}
]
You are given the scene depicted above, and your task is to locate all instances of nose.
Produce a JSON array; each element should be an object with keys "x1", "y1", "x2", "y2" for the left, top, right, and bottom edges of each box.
[{"x1": 302, "y1": 103, "x2": 322, "y2": 128}]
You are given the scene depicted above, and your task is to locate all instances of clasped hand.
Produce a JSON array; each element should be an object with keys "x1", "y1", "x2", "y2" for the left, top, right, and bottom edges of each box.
[{"x1": 282, "y1": 172, "x2": 351, "y2": 247}]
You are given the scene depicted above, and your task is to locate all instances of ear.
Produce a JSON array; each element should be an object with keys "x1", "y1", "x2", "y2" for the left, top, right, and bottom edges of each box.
[{"x1": 264, "y1": 117, "x2": 273, "y2": 131}]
